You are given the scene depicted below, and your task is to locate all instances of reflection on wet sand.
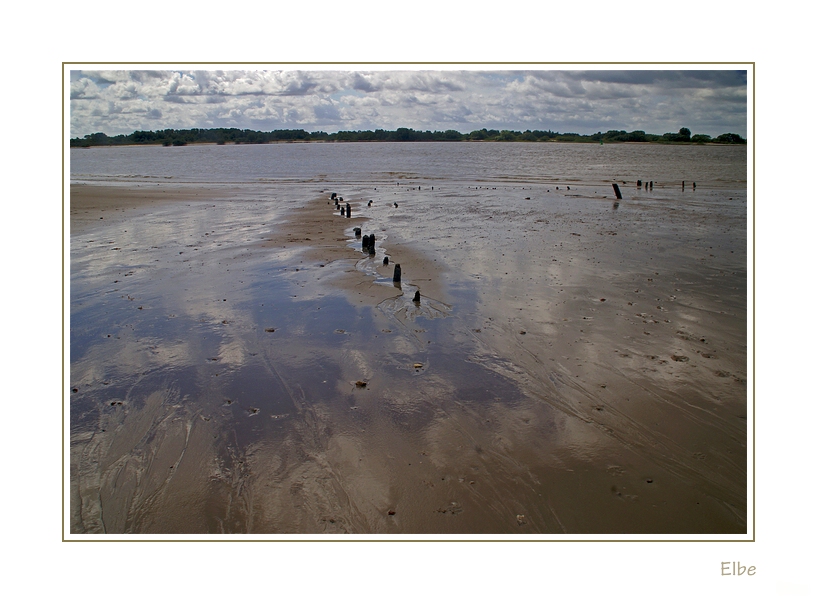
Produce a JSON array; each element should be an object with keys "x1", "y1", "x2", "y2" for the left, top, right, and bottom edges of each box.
[{"x1": 70, "y1": 179, "x2": 747, "y2": 535}]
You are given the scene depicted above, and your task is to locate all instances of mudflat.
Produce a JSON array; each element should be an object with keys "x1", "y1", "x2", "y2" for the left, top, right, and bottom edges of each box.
[{"x1": 69, "y1": 179, "x2": 747, "y2": 535}]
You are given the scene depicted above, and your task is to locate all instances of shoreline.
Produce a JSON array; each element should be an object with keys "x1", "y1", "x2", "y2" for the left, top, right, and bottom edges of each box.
[
  {"x1": 71, "y1": 183, "x2": 449, "y2": 304},
  {"x1": 72, "y1": 139, "x2": 745, "y2": 149},
  {"x1": 70, "y1": 183, "x2": 252, "y2": 232}
]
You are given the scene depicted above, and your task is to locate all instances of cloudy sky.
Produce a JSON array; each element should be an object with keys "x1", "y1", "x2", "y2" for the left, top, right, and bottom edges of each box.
[{"x1": 69, "y1": 68, "x2": 747, "y2": 139}]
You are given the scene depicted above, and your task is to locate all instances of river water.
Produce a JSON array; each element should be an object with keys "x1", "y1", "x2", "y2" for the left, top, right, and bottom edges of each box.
[
  {"x1": 71, "y1": 141, "x2": 746, "y2": 187},
  {"x1": 69, "y1": 142, "x2": 748, "y2": 535}
]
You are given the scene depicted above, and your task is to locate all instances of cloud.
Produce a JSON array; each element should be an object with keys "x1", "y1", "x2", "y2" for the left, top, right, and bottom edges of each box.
[{"x1": 69, "y1": 68, "x2": 748, "y2": 138}]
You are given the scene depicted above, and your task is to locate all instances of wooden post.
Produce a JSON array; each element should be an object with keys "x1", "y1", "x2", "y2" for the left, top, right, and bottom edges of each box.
[
  {"x1": 393, "y1": 264, "x2": 401, "y2": 283},
  {"x1": 612, "y1": 183, "x2": 623, "y2": 199}
]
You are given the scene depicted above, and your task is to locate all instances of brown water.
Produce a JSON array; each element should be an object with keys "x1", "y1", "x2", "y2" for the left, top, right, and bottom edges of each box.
[
  {"x1": 69, "y1": 143, "x2": 748, "y2": 535},
  {"x1": 71, "y1": 141, "x2": 746, "y2": 187}
]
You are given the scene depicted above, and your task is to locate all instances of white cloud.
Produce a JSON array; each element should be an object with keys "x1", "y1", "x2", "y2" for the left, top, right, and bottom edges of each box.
[{"x1": 70, "y1": 68, "x2": 748, "y2": 138}]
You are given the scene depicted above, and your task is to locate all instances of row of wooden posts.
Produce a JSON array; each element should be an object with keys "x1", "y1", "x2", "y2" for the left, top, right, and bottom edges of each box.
[
  {"x1": 331, "y1": 192, "x2": 419, "y2": 302},
  {"x1": 612, "y1": 179, "x2": 697, "y2": 200}
]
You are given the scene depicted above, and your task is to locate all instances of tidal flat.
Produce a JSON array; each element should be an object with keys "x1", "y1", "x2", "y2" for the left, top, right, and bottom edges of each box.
[{"x1": 69, "y1": 143, "x2": 747, "y2": 535}]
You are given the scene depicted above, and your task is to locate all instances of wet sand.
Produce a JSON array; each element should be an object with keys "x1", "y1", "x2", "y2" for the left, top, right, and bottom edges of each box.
[{"x1": 69, "y1": 180, "x2": 747, "y2": 535}]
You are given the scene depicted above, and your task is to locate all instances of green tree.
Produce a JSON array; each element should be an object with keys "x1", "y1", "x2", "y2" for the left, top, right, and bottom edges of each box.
[{"x1": 713, "y1": 133, "x2": 746, "y2": 144}]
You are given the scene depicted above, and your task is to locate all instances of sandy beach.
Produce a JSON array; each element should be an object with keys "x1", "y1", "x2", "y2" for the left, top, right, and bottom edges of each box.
[{"x1": 69, "y1": 176, "x2": 747, "y2": 535}]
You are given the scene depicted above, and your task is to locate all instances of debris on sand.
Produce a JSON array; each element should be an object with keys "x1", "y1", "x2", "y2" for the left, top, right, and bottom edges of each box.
[{"x1": 436, "y1": 501, "x2": 463, "y2": 515}]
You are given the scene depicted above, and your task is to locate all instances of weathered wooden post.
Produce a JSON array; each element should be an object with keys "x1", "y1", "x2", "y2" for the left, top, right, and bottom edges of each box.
[
  {"x1": 383, "y1": 256, "x2": 389, "y2": 265},
  {"x1": 331, "y1": 192, "x2": 337, "y2": 200},
  {"x1": 362, "y1": 234, "x2": 370, "y2": 250},
  {"x1": 637, "y1": 180, "x2": 642, "y2": 188},
  {"x1": 341, "y1": 206, "x2": 345, "y2": 216},
  {"x1": 612, "y1": 183, "x2": 623, "y2": 200},
  {"x1": 413, "y1": 290, "x2": 421, "y2": 303},
  {"x1": 346, "y1": 203, "x2": 351, "y2": 218},
  {"x1": 393, "y1": 264, "x2": 401, "y2": 283},
  {"x1": 354, "y1": 227, "x2": 362, "y2": 238}
]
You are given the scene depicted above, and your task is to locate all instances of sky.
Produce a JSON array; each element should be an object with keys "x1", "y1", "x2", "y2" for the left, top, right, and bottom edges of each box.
[{"x1": 69, "y1": 67, "x2": 748, "y2": 139}]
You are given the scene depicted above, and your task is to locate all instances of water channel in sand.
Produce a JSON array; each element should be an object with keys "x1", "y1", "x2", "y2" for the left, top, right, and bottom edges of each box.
[{"x1": 69, "y1": 142, "x2": 748, "y2": 535}]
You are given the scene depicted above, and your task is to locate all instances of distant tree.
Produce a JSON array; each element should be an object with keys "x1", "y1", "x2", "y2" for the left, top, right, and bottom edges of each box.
[
  {"x1": 531, "y1": 130, "x2": 556, "y2": 140},
  {"x1": 713, "y1": 133, "x2": 746, "y2": 144},
  {"x1": 70, "y1": 126, "x2": 743, "y2": 147},
  {"x1": 661, "y1": 129, "x2": 692, "y2": 142},
  {"x1": 394, "y1": 127, "x2": 414, "y2": 141}
]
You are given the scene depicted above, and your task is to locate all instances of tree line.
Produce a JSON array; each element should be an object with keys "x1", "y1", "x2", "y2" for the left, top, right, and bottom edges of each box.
[{"x1": 70, "y1": 127, "x2": 746, "y2": 147}]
